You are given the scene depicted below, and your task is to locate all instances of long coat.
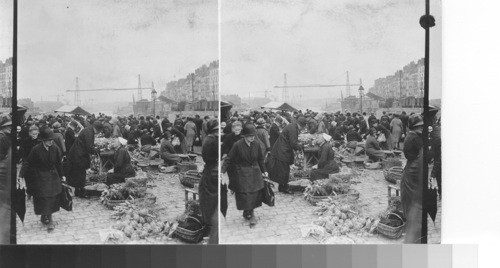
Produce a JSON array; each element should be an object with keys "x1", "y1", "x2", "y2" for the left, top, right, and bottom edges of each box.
[
  {"x1": 221, "y1": 139, "x2": 266, "y2": 193},
  {"x1": 199, "y1": 134, "x2": 218, "y2": 224},
  {"x1": 390, "y1": 118, "x2": 403, "y2": 144},
  {"x1": 64, "y1": 127, "x2": 76, "y2": 153},
  {"x1": 269, "y1": 123, "x2": 300, "y2": 165},
  {"x1": 20, "y1": 143, "x2": 63, "y2": 197},
  {"x1": 113, "y1": 146, "x2": 135, "y2": 177},
  {"x1": 269, "y1": 123, "x2": 280, "y2": 149},
  {"x1": 67, "y1": 126, "x2": 95, "y2": 170},
  {"x1": 255, "y1": 126, "x2": 270, "y2": 153},
  {"x1": 310, "y1": 142, "x2": 340, "y2": 181}
]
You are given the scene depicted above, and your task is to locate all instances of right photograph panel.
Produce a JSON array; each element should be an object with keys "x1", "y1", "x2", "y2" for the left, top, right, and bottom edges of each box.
[{"x1": 220, "y1": 0, "x2": 441, "y2": 244}]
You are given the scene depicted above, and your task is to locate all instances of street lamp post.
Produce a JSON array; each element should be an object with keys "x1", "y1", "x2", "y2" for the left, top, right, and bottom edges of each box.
[
  {"x1": 358, "y1": 85, "x2": 364, "y2": 113},
  {"x1": 151, "y1": 88, "x2": 157, "y2": 117}
]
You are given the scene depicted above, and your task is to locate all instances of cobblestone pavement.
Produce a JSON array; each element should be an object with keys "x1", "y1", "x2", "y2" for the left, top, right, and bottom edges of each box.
[
  {"x1": 16, "y1": 152, "x2": 206, "y2": 245},
  {"x1": 220, "y1": 166, "x2": 441, "y2": 244}
]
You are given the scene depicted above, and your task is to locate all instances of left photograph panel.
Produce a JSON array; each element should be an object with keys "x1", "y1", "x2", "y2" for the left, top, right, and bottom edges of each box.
[
  {"x1": 0, "y1": 0, "x2": 13, "y2": 244},
  {"x1": 17, "y1": 0, "x2": 219, "y2": 244}
]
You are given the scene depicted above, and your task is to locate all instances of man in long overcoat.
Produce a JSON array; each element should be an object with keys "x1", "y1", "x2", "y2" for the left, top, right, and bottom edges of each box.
[
  {"x1": 67, "y1": 121, "x2": 103, "y2": 197},
  {"x1": 266, "y1": 117, "x2": 306, "y2": 193}
]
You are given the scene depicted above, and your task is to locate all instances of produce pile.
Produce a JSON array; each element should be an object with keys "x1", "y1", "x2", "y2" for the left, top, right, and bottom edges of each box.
[
  {"x1": 95, "y1": 137, "x2": 117, "y2": 151},
  {"x1": 304, "y1": 177, "x2": 351, "y2": 197},
  {"x1": 298, "y1": 133, "x2": 321, "y2": 146},
  {"x1": 100, "y1": 181, "x2": 148, "y2": 201},
  {"x1": 304, "y1": 199, "x2": 378, "y2": 239},
  {"x1": 110, "y1": 202, "x2": 175, "y2": 241}
]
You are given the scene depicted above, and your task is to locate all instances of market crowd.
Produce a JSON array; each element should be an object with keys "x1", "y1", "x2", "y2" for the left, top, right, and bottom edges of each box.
[
  {"x1": 220, "y1": 107, "x2": 441, "y2": 243},
  {"x1": 17, "y1": 112, "x2": 219, "y2": 241}
]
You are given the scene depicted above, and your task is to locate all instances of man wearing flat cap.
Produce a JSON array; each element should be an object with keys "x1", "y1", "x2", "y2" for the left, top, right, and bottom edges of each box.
[{"x1": 266, "y1": 116, "x2": 306, "y2": 194}]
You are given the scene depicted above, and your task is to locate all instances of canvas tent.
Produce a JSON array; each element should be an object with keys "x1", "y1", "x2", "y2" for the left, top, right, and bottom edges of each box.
[
  {"x1": 54, "y1": 105, "x2": 91, "y2": 116},
  {"x1": 261, "y1": 101, "x2": 297, "y2": 112}
]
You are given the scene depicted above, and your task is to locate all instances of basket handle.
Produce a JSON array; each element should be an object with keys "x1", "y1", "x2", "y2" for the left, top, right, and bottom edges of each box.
[
  {"x1": 186, "y1": 216, "x2": 203, "y2": 226},
  {"x1": 388, "y1": 212, "x2": 405, "y2": 222}
]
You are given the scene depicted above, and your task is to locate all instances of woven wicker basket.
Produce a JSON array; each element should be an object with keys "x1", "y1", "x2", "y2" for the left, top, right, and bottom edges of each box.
[
  {"x1": 179, "y1": 170, "x2": 202, "y2": 188},
  {"x1": 383, "y1": 167, "x2": 404, "y2": 184},
  {"x1": 376, "y1": 212, "x2": 406, "y2": 239},
  {"x1": 382, "y1": 158, "x2": 403, "y2": 170},
  {"x1": 103, "y1": 193, "x2": 157, "y2": 209},
  {"x1": 173, "y1": 216, "x2": 206, "y2": 244}
]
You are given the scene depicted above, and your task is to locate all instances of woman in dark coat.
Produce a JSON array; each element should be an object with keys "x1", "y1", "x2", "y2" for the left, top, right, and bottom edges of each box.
[
  {"x1": 67, "y1": 121, "x2": 103, "y2": 197},
  {"x1": 221, "y1": 121, "x2": 242, "y2": 157},
  {"x1": 365, "y1": 128, "x2": 386, "y2": 162},
  {"x1": 269, "y1": 117, "x2": 282, "y2": 149},
  {"x1": 64, "y1": 121, "x2": 78, "y2": 152},
  {"x1": 106, "y1": 138, "x2": 136, "y2": 185},
  {"x1": 221, "y1": 124, "x2": 267, "y2": 226},
  {"x1": 20, "y1": 127, "x2": 65, "y2": 231},
  {"x1": 309, "y1": 134, "x2": 340, "y2": 181},
  {"x1": 266, "y1": 117, "x2": 306, "y2": 193},
  {"x1": 401, "y1": 114, "x2": 424, "y2": 243},
  {"x1": 159, "y1": 132, "x2": 180, "y2": 166},
  {"x1": 198, "y1": 119, "x2": 219, "y2": 243}
]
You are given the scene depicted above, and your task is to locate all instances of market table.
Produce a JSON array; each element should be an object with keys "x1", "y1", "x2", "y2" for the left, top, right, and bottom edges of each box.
[{"x1": 303, "y1": 146, "x2": 320, "y2": 168}]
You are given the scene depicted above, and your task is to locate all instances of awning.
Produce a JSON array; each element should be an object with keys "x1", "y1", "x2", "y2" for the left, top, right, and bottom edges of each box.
[
  {"x1": 54, "y1": 105, "x2": 91, "y2": 115},
  {"x1": 260, "y1": 101, "x2": 297, "y2": 112}
]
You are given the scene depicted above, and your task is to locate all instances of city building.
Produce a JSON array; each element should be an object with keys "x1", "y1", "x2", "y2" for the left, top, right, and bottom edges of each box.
[
  {"x1": 0, "y1": 57, "x2": 13, "y2": 107},
  {"x1": 162, "y1": 60, "x2": 218, "y2": 102},
  {"x1": 369, "y1": 58, "x2": 424, "y2": 99}
]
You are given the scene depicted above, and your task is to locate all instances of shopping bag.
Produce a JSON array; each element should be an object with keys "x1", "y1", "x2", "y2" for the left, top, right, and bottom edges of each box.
[
  {"x1": 59, "y1": 183, "x2": 73, "y2": 211},
  {"x1": 261, "y1": 179, "x2": 275, "y2": 207}
]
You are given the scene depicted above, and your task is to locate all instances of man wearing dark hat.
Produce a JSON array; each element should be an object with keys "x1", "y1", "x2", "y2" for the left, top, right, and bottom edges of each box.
[
  {"x1": 19, "y1": 126, "x2": 65, "y2": 231},
  {"x1": 266, "y1": 116, "x2": 306, "y2": 194},
  {"x1": 67, "y1": 121, "x2": 103, "y2": 198},
  {"x1": 221, "y1": 124, "x2": 267, "y2": 226}
]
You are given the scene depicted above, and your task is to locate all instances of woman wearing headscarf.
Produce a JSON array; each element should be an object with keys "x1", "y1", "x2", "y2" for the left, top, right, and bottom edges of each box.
[
  {"x1": 221, "y1": 124, "x2": 267, "y2": 226},
  {"x1": 198, "y1": 119, "x2": 219, "y2": 243},
  {"x1": 365, "y1": 127, "x2": 386, "y2": 162},
  {"x1": 159, "y1": 132, "x2": 181, "y2": 166},
  {"x1": 221, "y1": 121, "x2": 243, "y2": 157},
  {"x1": 184, "y1": 117, "x2": 197, "y2": 153},
  {"x1": 309, "y1": 133, "x2": 340, "y2": 181},
  {"x1": 106, "y1": 137, "x2": 136, "y2": 186},
  {"x1": 401, "y1": 114, "x2": 424, "y2": 243},
  {"x1": 19, "y1": 126, "x2": 65, "y2": 231}
]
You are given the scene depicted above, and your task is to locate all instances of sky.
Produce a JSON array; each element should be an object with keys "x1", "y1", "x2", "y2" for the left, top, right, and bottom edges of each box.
[
  {"x1": 221, "y1": 0, "x2": 442, "y2": 100},
  {"x1": 18, "y1": 0, "x2": 218, "y2": 103},
  {"x1": 0, "y1": 0, "x2": 13, "y2": 61}
]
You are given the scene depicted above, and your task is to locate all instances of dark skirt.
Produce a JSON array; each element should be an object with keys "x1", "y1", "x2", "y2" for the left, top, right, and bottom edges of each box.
[
  {"x1": 106, "y1": 173, "x2": 126, "y2": 186},
  {"x1": 266, "y1": 156, "x2": 290, "y2": 185},
  {"x1": 310, "y1": 162, "x2": 340, "y2": 181},
  {"x1": 66, "y1": 163, "x2": 87, "y2": 188},
  {"x1": 199, "y1": 165, "x2": 218, "y2": 225},
  {"x1": 235, "y1": 190, "x2": 262, "y2": 211},
  {"x1": 33, "y1": 196, "x2": 59, "y2": 215}
]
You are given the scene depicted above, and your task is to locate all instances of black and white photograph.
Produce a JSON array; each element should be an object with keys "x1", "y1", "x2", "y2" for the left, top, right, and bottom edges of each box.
[
  {"x1": 0, "y1": 0, "x2": 13, "y2": 245},
  {"x1": 220, "y1": 0, "x2": 441, "y2": 244},
  {"x1": 16, "y1": 0, "x2": 219, "y2": 244}
]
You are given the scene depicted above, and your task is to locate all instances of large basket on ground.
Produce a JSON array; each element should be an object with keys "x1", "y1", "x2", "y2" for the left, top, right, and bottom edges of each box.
[
  {"x1": 177, "y1": 163, "x2": 198, "y2": 173},
  {"x1": 382, "y1": 158, "x2": 403, "y2": 170},
  {"x1": 376, "y1": 212, "x2": 406, "y2": 239},
  {"x1": 173, "y1": 216, "x2": 207, "y2": 244},
  {"x1": 179, "y1": 170, "x2": 202, "y2": 188},
  {"x1": 305, "y1": 189, "x2": 360, "y2": 205},
  {"x1": 103, "y1": 193, "x2": 157, "y2": 209},
  {"x1": 383, "y1": 167, "x2": 404, "y2": 184}
]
